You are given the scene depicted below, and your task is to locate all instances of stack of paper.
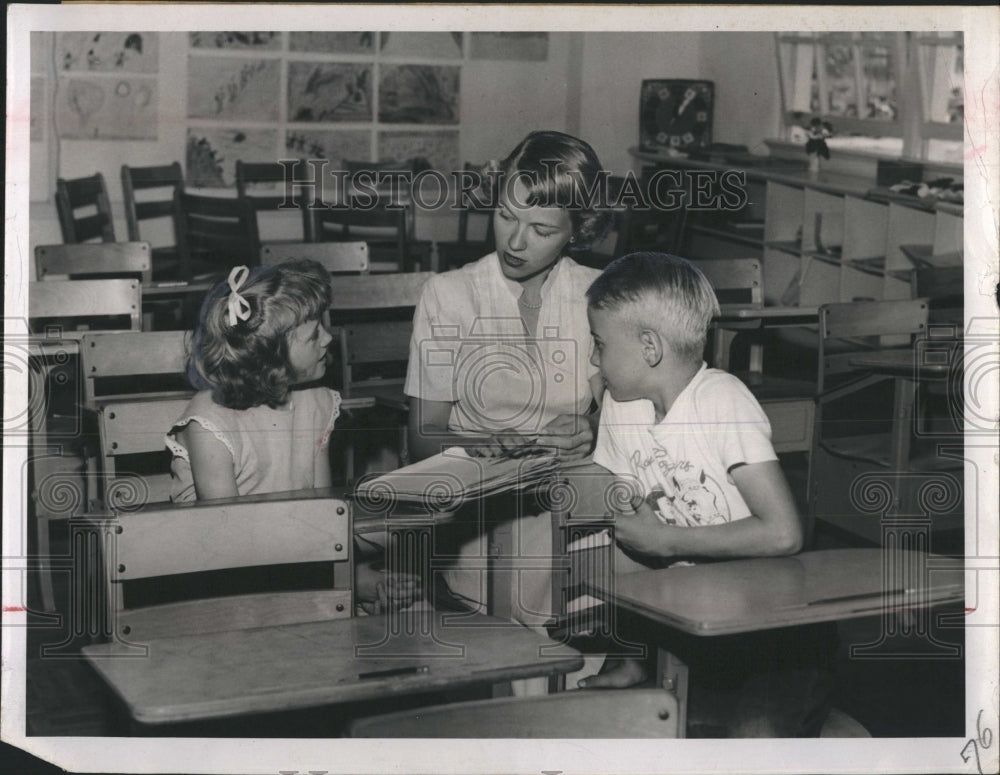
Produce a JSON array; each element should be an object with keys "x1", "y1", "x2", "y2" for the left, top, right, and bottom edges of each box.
[{"x1": 354, "y1": 447, "x2": 558, "y2": 510}]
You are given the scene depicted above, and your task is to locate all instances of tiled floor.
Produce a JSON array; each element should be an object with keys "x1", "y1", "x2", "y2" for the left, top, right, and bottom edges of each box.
[{"x1": 21, "y1": 453, "x2": 966, "y2": 738}]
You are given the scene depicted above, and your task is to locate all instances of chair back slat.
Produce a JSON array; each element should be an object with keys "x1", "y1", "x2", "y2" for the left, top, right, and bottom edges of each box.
[
  {"x1": 80, "y1": 330, "x2": 191, "y2": 403},
  {"x1": 349, "y1": 689, "x2": 680, "y2": 738},
  {"x1": 133, "y1": 200, "x2": 176, "y2": 221},
  {"x1": 820, "y1": 298, "x2": 928, "y2": 340},
  {"x1": 99, "y1": 395, "x2": 191, "y2": 457},
  {"x1": 344, "y1": 321, "x2": 412, "y2": 366},
  {"x1": 35, "y1": 242, "x2": 152, "y2": 284},
  {"x1": 261, "y1": 241, "x2": 369, "y2": 273},
  {"x1": 175, "y1": 190, "x2": 261, "y2": 277},
  {"x1": 114, "y1": 496, "x2": 350, "y2": 580},
  {"x1": 692, "y1": 257, "x2": 763, "y2": 307},
  {"x1": 329, "y1": 272, "x2": 432, "y2": 311},
  {"x1": 55, "y1": 173, "x2": 116, "y2": 243},
  {"x1": 29, "y1": 279, "x2": 141, "y2": 331}
]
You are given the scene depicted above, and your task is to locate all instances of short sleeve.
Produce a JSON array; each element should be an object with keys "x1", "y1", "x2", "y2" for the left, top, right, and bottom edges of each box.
[
  {"x1": 403, "y1": 278, "x2": 457, "y2": 402},
  {"x1": 707, "y1": 376, "x2": 777, "y2": 471}
]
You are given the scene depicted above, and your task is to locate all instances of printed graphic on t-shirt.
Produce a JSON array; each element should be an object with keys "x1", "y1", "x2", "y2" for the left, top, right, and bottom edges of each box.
[{"x1": 630, "y1": 442, "x2": 730, "y2": 527}]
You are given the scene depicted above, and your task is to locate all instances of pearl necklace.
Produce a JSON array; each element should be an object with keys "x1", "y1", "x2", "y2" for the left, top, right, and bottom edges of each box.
[{"x1": 518, "y1": 293, "x2": 543, "y2": 309}]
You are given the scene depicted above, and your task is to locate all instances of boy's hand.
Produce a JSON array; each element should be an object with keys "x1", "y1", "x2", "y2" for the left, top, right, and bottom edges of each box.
[
  {"x1": 612, "y1": 501, "x2": 675, "y2": 559},
  {"x1": 356, "y1": 563, "x2": 422, "y2": 614},
  {"x1": 538, "y1": 413, "x2": 594, "y2": 461}
]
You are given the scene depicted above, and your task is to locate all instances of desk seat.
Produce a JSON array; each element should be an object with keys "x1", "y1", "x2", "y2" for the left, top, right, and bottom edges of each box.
[{"x1": 82, "y1": 612, "x2": 582, "y2": 725}]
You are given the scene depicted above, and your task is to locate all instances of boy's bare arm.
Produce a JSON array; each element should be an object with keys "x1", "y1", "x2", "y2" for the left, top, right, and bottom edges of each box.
[{"x1": 613, "y1": 460, "x2": 803, "y2": 559}]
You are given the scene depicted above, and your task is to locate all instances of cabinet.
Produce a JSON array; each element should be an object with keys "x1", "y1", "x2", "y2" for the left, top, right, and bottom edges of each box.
[{"x1": 630, "y1": 147, "x2": 964, "y2": 310}]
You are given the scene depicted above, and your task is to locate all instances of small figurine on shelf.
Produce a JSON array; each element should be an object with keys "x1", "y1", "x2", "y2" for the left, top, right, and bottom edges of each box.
[{"x1": 805, "y1": 118, "x2": 834, "y2": 175}]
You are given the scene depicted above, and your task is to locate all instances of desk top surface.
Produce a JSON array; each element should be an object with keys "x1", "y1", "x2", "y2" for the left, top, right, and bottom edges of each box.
[
  {"x1": 717, "y1": 304, "x2": 819, "y2": 320},
  {"x1": 588, "y1": 548, "x2": 963, "y2": 636},
  {"x1": 849, "y1": 349, "x2": 953, "y2": 375},
  {"x1": 83, "y1": 611, "x2": 582, "y2": 725}
]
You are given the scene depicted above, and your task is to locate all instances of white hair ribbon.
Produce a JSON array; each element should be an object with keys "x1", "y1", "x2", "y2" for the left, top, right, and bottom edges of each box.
[{"x1": 226, "y1": 265, "x2": 252, "y2": 327}]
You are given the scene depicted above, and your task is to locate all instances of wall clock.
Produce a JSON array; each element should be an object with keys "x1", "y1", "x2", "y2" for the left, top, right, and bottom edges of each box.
[{"x1": 639, "y1": 79, "x2": 714, "y2": 153}]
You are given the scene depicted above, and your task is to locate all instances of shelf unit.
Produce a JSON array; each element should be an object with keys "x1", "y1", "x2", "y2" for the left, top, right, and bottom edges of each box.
[{"x1": 628, "y1": 147, "x2": 965, "y2": 309}]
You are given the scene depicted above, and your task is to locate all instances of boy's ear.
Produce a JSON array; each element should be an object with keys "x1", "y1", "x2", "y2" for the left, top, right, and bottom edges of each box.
[{"x1": 638, "y1": 328, "x2": 663, "y2": 367}]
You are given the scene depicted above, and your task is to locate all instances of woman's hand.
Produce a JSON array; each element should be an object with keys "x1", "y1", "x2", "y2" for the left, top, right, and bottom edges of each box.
[
  {"x1": 538, "y1": 413, "x2": 594, "y2": 461},
  {"x1": 468, "y1": 430, "x2": 537, "y2": 458}
]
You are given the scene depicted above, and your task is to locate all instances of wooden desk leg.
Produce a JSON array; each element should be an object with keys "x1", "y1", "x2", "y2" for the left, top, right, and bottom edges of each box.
[
  {"x1": 657, "y1": 647, "x2": 689, "y2": 739},
  {"x1": 487, "y1": 518, "x2": 514, "y2": 622}
]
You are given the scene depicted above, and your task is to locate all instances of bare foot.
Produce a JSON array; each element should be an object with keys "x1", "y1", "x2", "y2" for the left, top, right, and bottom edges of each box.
[{"x1": 578, "y1": 657, "x2": 647, "y2": 689}]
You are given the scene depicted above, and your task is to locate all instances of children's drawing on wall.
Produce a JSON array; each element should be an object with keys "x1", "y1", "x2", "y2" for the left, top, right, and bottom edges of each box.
[
  {"x1": 470, "y1": 32, "x2": 548, "y2": 61},
  {"x1": 188, "y1": 56, "x2": 280, "y2": 121},
  {"x1": 30, "y1": 77, "x2": 44, "y2": 142},
  {"x1": 378, "y1": 65, "x2": 459, "y2": 124},
  {"x1": 57, "y1": 31, "x2": 158, "y2": 73},
  {"x1": 56, "y1": 76, "x2": 157, "y2": 139},
  {"x1": 289, "y1": 32, "x2": 373, "y2": 54},
  {"x1": 378, "y1": 130, "x2": 459, "y2": 173},
  {"x1": 379, "y1": 32, "x2": 462, "y2": 59},
  {"x1": 284, "y1": 129, "x2": 370, "y2": 170},
  {"x1": 186, "y1": 127, "x2": 277, "y2": 187},
  {"x1": 189, "y1": 31, "x2": 281, "y2": 50},
  {"x1": 287, "y1": 62, "x2": 372, "y2": 122}
]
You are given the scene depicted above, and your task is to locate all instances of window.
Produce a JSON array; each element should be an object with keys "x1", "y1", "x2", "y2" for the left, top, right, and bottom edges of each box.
[{"x1": 776, "y1": 32, "x2": 963, "y2": 162}]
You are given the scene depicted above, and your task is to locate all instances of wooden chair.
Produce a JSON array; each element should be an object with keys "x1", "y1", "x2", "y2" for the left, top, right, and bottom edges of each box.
[
  {"x1": 235, "y1": 160, "x2": 312, "y2": 242},
  {"x1": 174, "y1": 190, "x2": 261, "y2": 281},
  {"x1": 329, "y1": 272, "x2": 433, "y2": 480},
  {"x1": 80, "y1": 330, "x2": 194, "y2": 509},
  {"x1": 55, "y1": 173, "x2": 116, "y2": 244},
  {"x1": 98, "y1": 493, "x2": 353, "y2": 643},
  {"x1": 260, "y1": 241, "x2": 369, "y2": 273},
  {"x1": 693, "y1": 257, "x2": 816, "y2": 455},
  {"x1": 121, "y1": 163, "x2": 186, "y2": 280},
  {"x1": 611, "y1": 173, "x2": 688, "y2": 258},
  {"x1": 348, "y1": 688, "x2": 680, "y2": 738},
  {"x1": 436, "y1": 163, "x2": 496, "y2": 272},
  {"x1": 34, "y1": 242, "x2": 152, "y2": 285},
  {"x1": 807, "y1": 298, "x2": 961, "y2": 544},
  {"x1": 29, "y1": 279, "x2": 142, "y2": 333},
  {"x1": 311, "y1": 186, "x2": 432, "y2": 273}
]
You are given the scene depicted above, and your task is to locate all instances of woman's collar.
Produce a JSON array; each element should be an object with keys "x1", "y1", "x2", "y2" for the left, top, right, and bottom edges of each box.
[{"x1": 492, "y1": 253, "x2": 568, "y2": 301}]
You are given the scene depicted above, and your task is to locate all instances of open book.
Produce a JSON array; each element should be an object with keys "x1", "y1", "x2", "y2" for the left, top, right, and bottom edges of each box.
[{"x1": 354, "y1": 446, "x2": 559, "y2": 511}]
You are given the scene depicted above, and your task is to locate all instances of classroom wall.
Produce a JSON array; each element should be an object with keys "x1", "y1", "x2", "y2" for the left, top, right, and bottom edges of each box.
[
  {"x1": 577, "y1": 32, "x2": 704, "y2": 176},
  {"x1": 27, "y1": 31, "x2": 780, "y2": 254},
  {"x1": 27, "y1": 31, "x2": 575, "y2": 253},
  {"x1": 698, "y1": 32, "x2": 782, "y2": 153}
]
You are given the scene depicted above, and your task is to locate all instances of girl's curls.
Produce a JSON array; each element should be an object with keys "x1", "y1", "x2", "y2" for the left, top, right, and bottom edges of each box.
[
  {"x1": 188, "y1": 259, "x2": 332, "y2": 410},
  {"x1": 483, "y1": 130, "x2": 613, "y2": 252}
]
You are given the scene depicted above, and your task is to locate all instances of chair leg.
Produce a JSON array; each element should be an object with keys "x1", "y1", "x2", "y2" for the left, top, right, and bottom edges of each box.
[
  {"x1": 657, "y1": 647, "x2": 689, "y2": 738},
  {"x1": 36, "y1": 514, "x2": 56, "y2": 613}
]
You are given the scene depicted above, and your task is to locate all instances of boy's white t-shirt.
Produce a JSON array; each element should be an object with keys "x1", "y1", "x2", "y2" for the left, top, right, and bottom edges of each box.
[{"x1": 593, "y1": 363, "x2": 777, "y2": 526}]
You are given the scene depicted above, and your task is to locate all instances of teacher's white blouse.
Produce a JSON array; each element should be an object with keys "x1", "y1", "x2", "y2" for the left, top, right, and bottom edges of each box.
[{"x1": 404, "y1": 253, "x2": 600, "y2": 435}]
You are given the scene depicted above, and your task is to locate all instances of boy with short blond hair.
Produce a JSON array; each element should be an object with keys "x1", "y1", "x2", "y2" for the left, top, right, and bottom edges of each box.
[{"x1": 580, "y1": 252, "x2": 832, "y2": 737}]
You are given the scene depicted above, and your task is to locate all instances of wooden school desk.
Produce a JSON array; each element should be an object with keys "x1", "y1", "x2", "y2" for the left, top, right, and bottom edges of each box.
[
  {"x1": 82, "y1": 610, "x2": 583, "y2": 726},
  {"x1": 587, "y1": 548, "x2": 964, "y2": 735}
]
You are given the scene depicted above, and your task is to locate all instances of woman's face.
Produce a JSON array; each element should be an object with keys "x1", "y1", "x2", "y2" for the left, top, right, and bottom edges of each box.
[
  {"x1": 287, "y1": 317, "x2": 334, "y2": 383},
  {"x1": 493, "y1": 176, "x2": 573, "y2": 283}
]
